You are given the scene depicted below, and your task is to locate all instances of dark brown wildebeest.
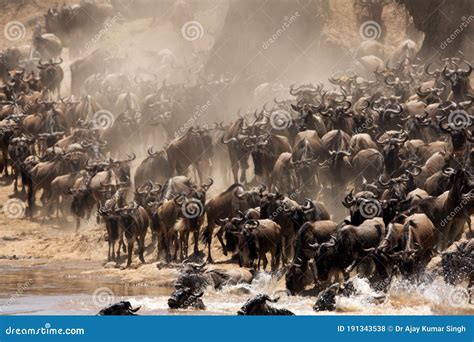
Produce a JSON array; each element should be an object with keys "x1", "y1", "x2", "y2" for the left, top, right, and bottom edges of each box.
[
  {"x1": 286, "y1": 220, "x2": 338, "y2": 294},
  {"x1": 116, "y1": 201, "x2": 149, "y2": 268},
  {"x1": 234, "y1": 219, "x2": 282, "y2": 271},
  {"x1": 26, "y1": 151, "x2": 82, "y2": 216},
  {"x1": 392, "y1": 213, "x2": 436, "y2": 279},
  {"x1": 419, "y1": 168, "x2": 472, "y2": 251},
  {"x1": 203, "y1": 183, "x2": 263, "y2": 263},
  {"x1": 38, "y1": 58, "x2": 64, "y2": 98},
  {"x1": 166, "y1": 127, "x2": 213, "y2": 184},
  {"x1": 8, "y1": 135, "x2": 33, "y2": 193},
  {"x1": 134, "y1": 147, "x2": 170, "y2": 187}
]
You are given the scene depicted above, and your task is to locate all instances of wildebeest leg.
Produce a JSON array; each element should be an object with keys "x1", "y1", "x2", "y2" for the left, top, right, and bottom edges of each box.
[
  {"x1": 231, "y1": 160, "x2": 238, "y2": 183},
  {"x1": 215, "y1": 226, "x2": 227, "y2": 255},
  {"x1": 464, "y1": 212, "x2": 473, "y2": 238},
  {"x1": 206, "y1": 239, "x2": 213, "y2": 263},
  {"x1": 126, "y1": 239, "x2": 134, "y2": 267},
  {"x1": 239, "y1": 160, "x2": 249, "y2": 184},
  {"x1": 158, "y1": 230, "x2": 171, "y2": 262},
  {"x1": 275, "y1": 242, "x2": 282, "y2": 270},
  {"x1": 180, "y1": 231, "x2": 188, "y2": 261},
  {"x1": 193, "y1": 230, "x2": 199, "y2": 255},
  {"x1": 2, "y1": 149, "x2": 8, "y2": 176},
  {"x1": 261, "y1": 253, "x2": 268, "y2": 271},
  {"x1": 12, "y1": 168, "x2": 18, "y2": 193},
  {"x1": 138, "y1": 234, "x2": 146, "y2": 264},
  {"x1": 75, "y1": 217, "x2": 81, "y2": 232},
  {"x1": 109, "y1": 239, "x2": 115, "y2": 262},
  {"x1": 173, "y1": 235, "x2": 179, "y2": 261}
]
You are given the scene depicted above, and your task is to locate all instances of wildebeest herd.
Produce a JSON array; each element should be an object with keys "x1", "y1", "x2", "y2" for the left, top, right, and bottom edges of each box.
[{"x1": 0, "y1": 3, "x2": 473, "y2": 315}]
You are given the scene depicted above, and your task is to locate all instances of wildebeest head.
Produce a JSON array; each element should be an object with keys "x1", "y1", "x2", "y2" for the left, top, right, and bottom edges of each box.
[
  {"x1": 342, "y1": 189, "x2": 381, "y2": 225},
  {"x1": 168, "y1": 287, "x2": 204, "y2": 310},
  {"x1": 237, "y1": 294, "x2": 294, "y2": 315},
  {"x1": 375, "y1": 129, "x2": 408, "y2": 174},
  {"x1": 111, "y1": 153, "x2": 136, "y2": 183},
  {"x1": 248, "y1": 135, "x2": 272, "y2": 176},
  {"x1": 259, "y1": 190, "x2": 284, "y2": 219},
  {"x1": 285, "y1": 257, "x2": 312, "y2": 295},
  {"x1": 442, "y1": 61, "x2": 472, "y2": 89},
  {"x1": 97, "y1": 301, "x2": 141, "y2": 316},
  {"x1": 313, "y1": 283, "x2": 340, "y2": 312},
  {"x1": 9, "y1": 135, "x2": 33, "y2": 161},
  {"x1": 234, "y1": 219, "x2": 260, "y2": 268},
  {"x1": 316, "y1": 237, "x2": 339, "y2": 281},
  {"x1": 319, "y1": 150, "x2": 352, "y2": 173},
  {"x1": 233, "y1": 183, "x2": 265, "y2": 208},
  {"x1": 217, "y1": 215, "x2": 245, "y2": 253},
  {"x1": 438, "y1": 105, "x2": 474, "y2": 151}
]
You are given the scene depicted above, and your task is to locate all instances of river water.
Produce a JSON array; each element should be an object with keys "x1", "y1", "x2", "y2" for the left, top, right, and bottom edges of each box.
[{"x1": 0, "y1": 261, "x2": 472, "y2": 315}]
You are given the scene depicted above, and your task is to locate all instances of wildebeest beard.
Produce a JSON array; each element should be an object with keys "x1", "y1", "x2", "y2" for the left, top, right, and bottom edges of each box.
[
  {"x1": 251, "y1": 150, "x2": 264, "y2": 176},
  {"x1": 224, "y1": 229, "x2": 237, "y2": 252},
  {"x1": 244, "y1": 231, "x2": 258, "y2": 261}
]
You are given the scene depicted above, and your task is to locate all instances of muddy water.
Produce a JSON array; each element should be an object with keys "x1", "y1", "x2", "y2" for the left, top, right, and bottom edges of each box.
[{"x1": 0, "y1": 261, "x2": 472, "y2": 316}]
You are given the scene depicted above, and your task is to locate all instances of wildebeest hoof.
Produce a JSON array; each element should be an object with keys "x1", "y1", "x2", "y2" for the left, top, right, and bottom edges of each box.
[{"x1": 97, "y1": 301, "x2": 141, "y2": 315}]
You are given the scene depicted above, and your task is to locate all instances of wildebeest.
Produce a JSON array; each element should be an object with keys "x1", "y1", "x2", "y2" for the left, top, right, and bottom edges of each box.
[{"x1": 237, "y1": 294, "x2": 294, "y2": 315}]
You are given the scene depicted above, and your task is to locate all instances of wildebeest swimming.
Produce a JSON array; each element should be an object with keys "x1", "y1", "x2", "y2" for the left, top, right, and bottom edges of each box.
[{"x1": 0, "y1": 1, "x2": 473, "y2": 315}]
